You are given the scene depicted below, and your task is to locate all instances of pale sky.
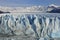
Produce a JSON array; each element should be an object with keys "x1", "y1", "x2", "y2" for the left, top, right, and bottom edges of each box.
[{"x1": 0, "y1": 0, "x2": 60, "y2": 7}]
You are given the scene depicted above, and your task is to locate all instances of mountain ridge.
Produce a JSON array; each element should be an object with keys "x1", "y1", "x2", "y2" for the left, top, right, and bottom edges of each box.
[{"x1": 0, "y1": 4, "x2": 60, "y2": 13}]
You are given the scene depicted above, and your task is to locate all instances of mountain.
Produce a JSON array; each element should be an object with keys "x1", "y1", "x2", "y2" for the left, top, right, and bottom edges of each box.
[
  {"x1": 0, "y1": 6, "x2": 45, "y2": 13},
  {"x1": 0, "y1": 4, "x2": 60, "y2": 13},
  {"x1": 47, "y1": 4, "x2": 60, "y2": 13}
]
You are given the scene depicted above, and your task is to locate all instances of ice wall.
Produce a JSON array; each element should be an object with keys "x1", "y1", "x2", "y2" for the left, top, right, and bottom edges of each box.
[{"x1": 0, "y1": 13, "x2": 60, "y2": 40}]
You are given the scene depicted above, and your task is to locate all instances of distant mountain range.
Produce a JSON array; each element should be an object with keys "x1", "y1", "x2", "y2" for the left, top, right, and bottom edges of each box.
[{"x1": 0, "y1": 4, "x2": 60, "y2": 13}]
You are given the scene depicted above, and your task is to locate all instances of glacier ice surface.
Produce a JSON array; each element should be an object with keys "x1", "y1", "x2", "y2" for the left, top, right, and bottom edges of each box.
[{"x1": 0, "y1": 13, "x2": 60, "y2": 40}]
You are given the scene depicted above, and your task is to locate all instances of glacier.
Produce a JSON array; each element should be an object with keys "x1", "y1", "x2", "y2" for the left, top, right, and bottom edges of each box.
[{"x1": 0, "y1": 13, "x2": 60, "y2": 40}]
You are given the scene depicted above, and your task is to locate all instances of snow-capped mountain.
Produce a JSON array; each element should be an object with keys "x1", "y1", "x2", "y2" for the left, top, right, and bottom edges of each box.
[
  {"x1": 0, "y1": 4, "x2": 60, "y2": 13},
  {"x1": 47, "y1": 4, "x2": 60, "y2": 13},
  {"x1": 48, "y1": 4, "x2": 60, "y2": 8},
  {"x1": 0, "y1": 6, "x2": 45, "y2": 13}
]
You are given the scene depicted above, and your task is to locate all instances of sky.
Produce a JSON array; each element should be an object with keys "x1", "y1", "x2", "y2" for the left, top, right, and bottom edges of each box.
[{"x1": 0, "y1": 0, "x2": 60, "y2": 7}]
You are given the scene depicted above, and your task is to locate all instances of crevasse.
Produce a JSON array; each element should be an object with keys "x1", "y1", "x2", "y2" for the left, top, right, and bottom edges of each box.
[{"x1": 0, "y1": 13, "x2": 60, "y2": 40}]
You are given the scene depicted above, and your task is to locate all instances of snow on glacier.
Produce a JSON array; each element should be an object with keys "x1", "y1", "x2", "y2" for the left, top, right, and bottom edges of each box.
[{"x1": 0, "y1": 13, "x2": 60, "y2": 40}]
